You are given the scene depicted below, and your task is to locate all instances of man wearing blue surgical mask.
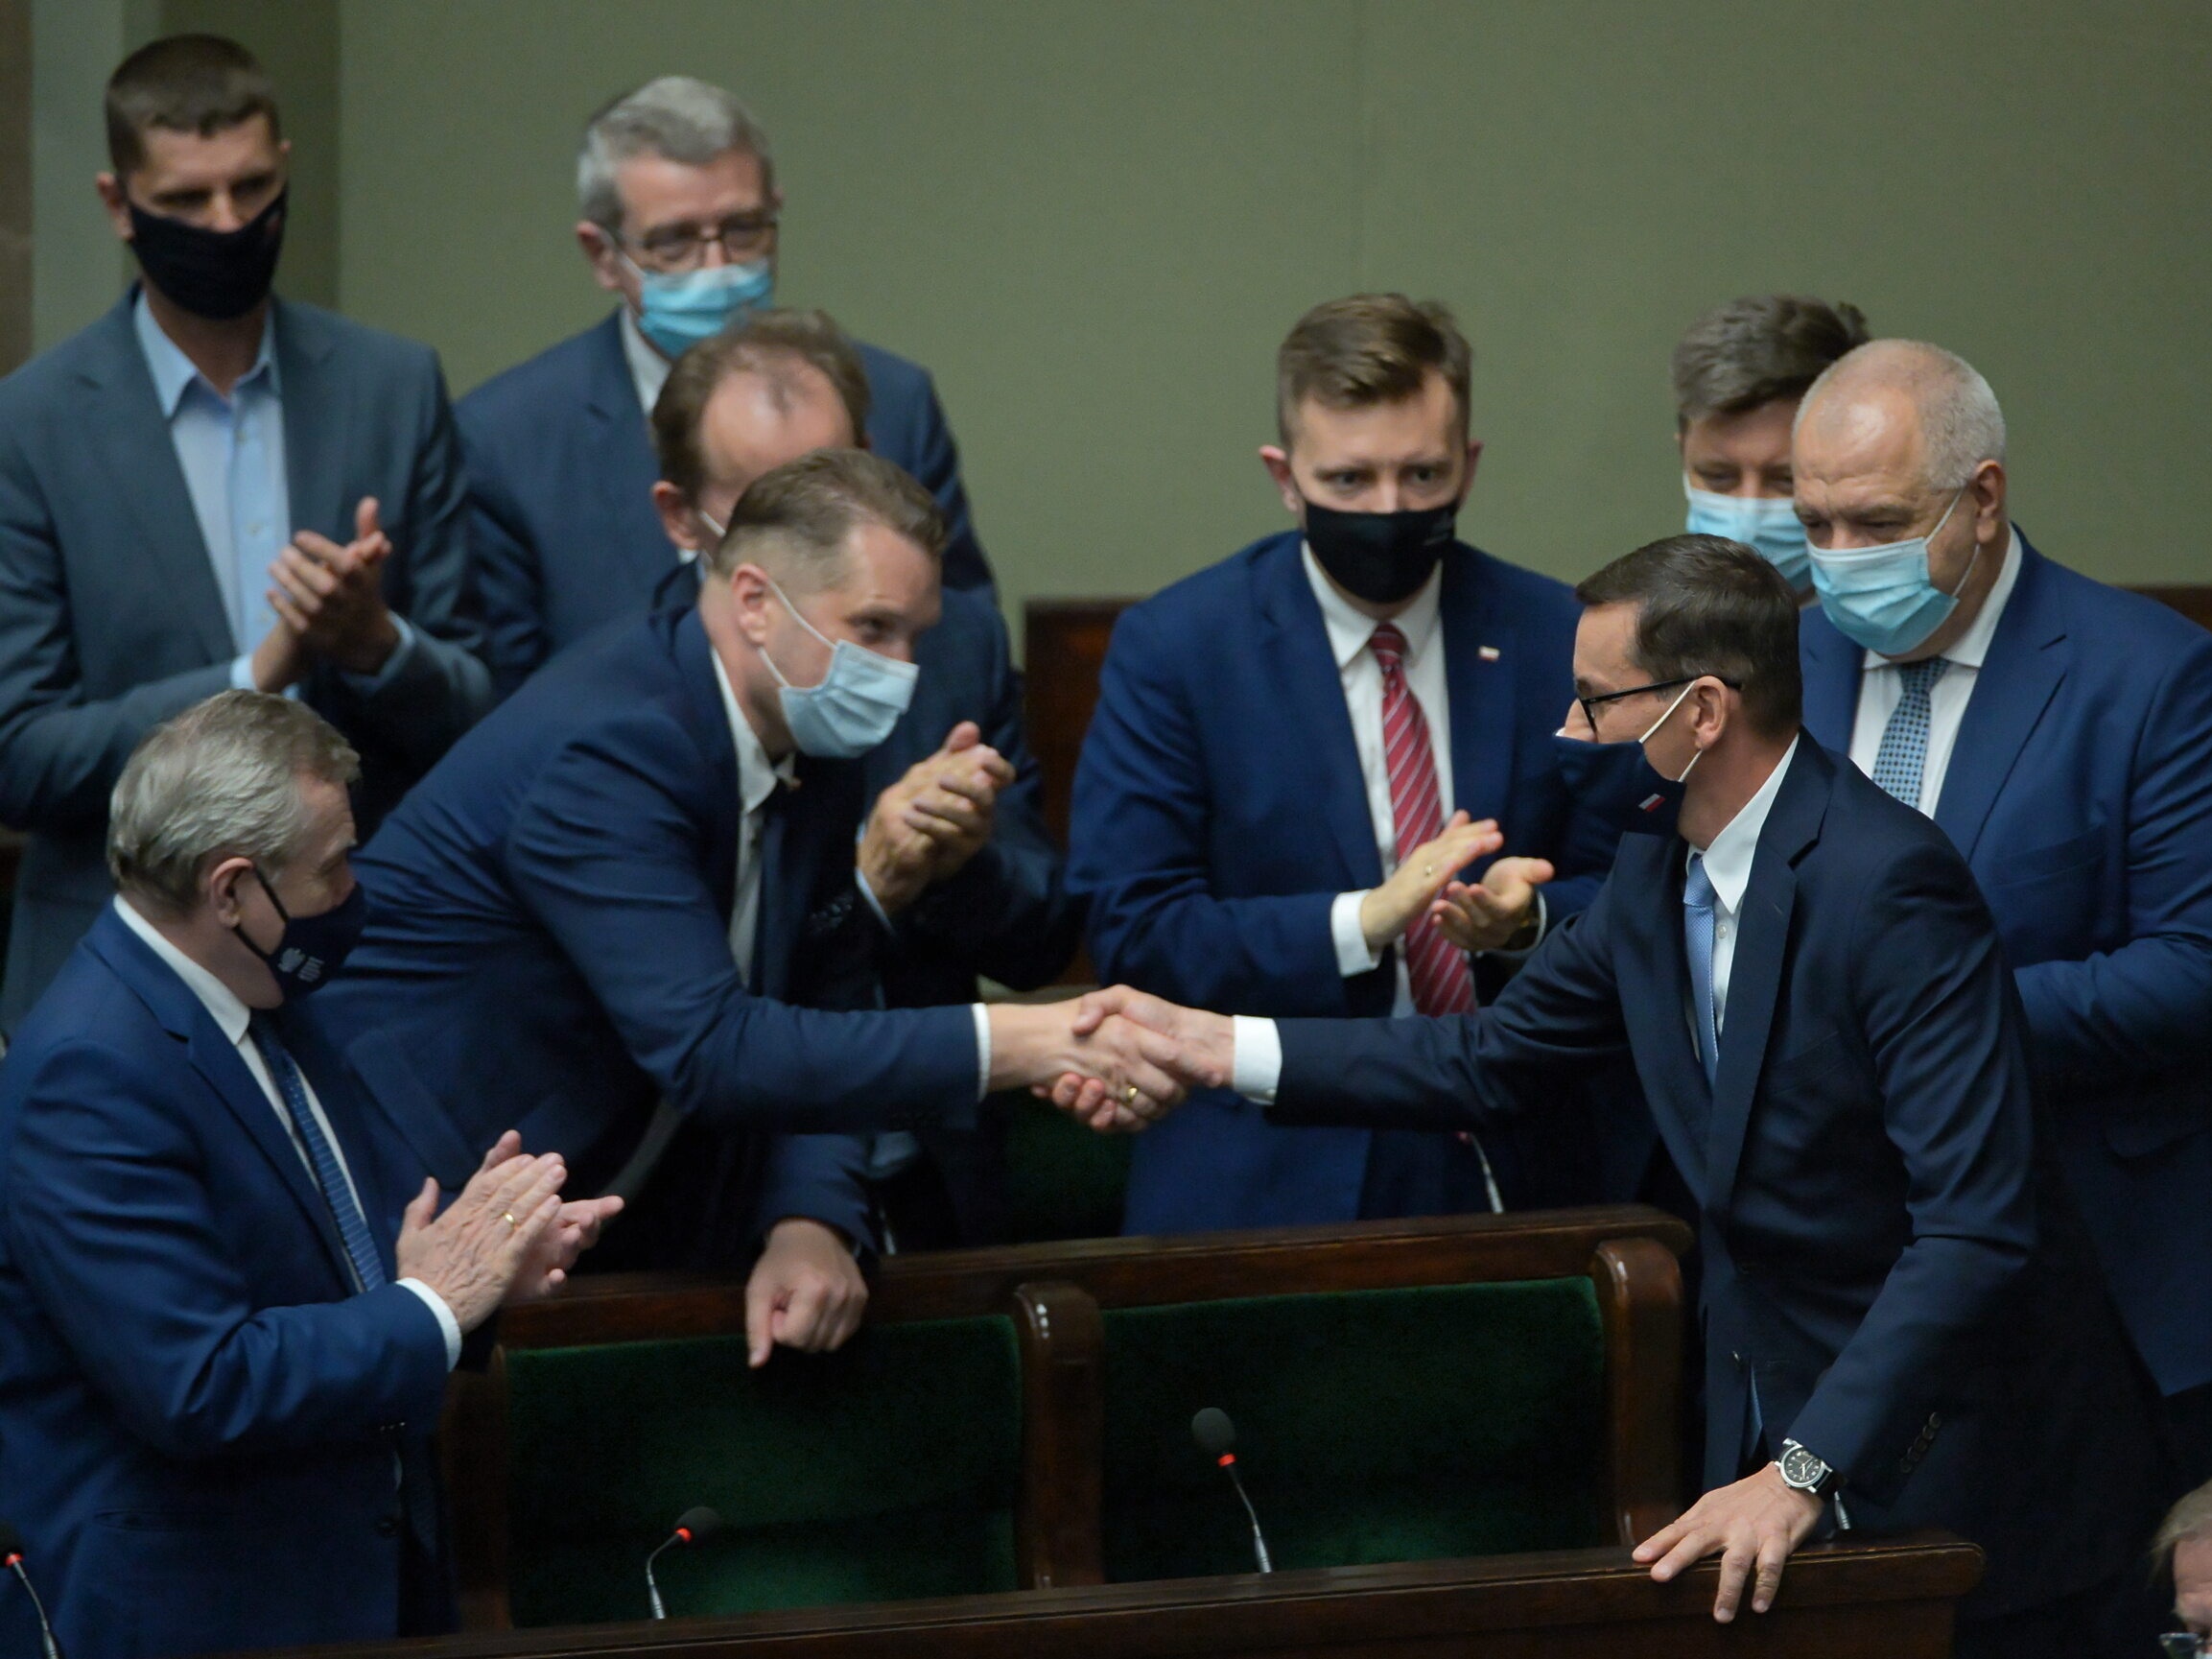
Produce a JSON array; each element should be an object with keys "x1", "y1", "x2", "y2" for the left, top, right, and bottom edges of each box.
[
  {"x1": 456, "y1": 76, "x2": 995, "y2": 694},
  {"x1": 1795, "y1": 338, "x2": 2212, "y2": 1501},
  {"x1": 1671, "y1": 296, "x2": 1870, "y2": 604}
]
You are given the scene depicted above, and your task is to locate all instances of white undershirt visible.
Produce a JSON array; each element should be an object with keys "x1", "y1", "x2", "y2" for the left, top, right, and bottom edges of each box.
[
  {"x1": 112, "y1": 897, "x2": 460, "y2": 1368},
  {"x1": 1845, "y1": 530, "x2": 2022, "y2": 816},
  {"x1": 1228, "y1": 738, "x2": 1803, "y2": 1103}
]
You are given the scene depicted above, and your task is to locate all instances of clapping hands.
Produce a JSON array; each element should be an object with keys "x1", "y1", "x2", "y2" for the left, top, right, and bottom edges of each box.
[{"x1": 859, "y1": 722, "x2": 1016, "y2": 913}]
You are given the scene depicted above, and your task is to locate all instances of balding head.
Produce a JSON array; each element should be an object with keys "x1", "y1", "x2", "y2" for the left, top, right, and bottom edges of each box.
[{"x1": 1795, "y1": 340, "x2": 2006, "y2": 493}]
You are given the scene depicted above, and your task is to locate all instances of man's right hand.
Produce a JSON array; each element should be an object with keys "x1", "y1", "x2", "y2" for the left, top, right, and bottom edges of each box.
[
  {"x1": 393, "y1": 1137, "x2": 569, "y2": 1332},
  {"x1": 1358, "y1": 813, "x2": 1504, "y2": 953},
  {"x1": 1047, "y1": 985, "x2": 1235, "y2": 1124},
  {"x1": 858, "y1": 722, "x2": 1016, "y2": 915},
  {"x1": 983, "y1": 999, "x2": 1188, "y2": 1129}
]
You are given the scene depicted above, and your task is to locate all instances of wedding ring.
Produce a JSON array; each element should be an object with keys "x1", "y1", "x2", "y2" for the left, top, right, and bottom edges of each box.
[
  {"x1": 1123, "y1": 1084, "x2": 1140, "y2": 1105},
  {"x1": 502, "y1": 1210, "x2": 519, "y2": 1230},
  {"x1": 1424, "y1": 864, "x2": 1435, "y2": 878}
]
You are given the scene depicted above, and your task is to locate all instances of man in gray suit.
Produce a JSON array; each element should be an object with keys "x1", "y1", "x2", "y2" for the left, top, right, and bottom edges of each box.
[{"x1": 0, "y1": 35, "x2": 490, "y2": 1031}]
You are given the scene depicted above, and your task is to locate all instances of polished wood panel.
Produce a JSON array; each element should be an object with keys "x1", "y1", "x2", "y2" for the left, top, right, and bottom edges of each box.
[
  {"x1": 263, "y1": 1534, "x2": 1984, "y2": 1659},
  {"x1": 1023, "y1": 599, "x2": 1136, "y2": 850}
]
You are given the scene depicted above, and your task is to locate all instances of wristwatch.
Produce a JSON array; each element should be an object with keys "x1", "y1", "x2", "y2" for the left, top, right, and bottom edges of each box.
[{"x1": 1777, "y1": 1438, "x2": 1840, "y2": 1499}]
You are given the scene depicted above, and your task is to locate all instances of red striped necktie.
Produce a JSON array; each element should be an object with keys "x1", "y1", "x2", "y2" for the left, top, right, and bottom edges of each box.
[{"x1": 1371, "y1": 623, "x2": 1473, "y2": 1015}]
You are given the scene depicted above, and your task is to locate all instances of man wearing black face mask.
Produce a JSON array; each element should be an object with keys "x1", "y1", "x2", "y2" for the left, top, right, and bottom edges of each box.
[
  {"x1": 0, "y1": 34, "x2": 491, "y2": 1035},
  {"x1": 1069, "y1": 294, "x2": 1619, "y2": 1235}
]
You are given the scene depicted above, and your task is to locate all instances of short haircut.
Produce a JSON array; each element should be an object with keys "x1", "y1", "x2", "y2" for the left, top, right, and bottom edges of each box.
[
  {"x1": 711, "y1": 447, "x2": 943, "y2": 588},
  {"x1": 1574, "y1": 534, "x2": 1803, "y2": 739},
  {"x1": 1277, "y1": 294, "x2": 1472, "y2": 447},
  {"x1": 652, "y1": 309, "x2": 872, "y2": 502},
  {"x1": 108, "y1": 692, "x2": 360, "y2": 918},
  {"x1": 1798, "y1": 339, "x2": 2008, "y2": 492},
  {"x1": 1671, "y1": 296, "x2": 1870, "y2": 426},
  {"x1": 2154, "y1": 1478, "x2": 2212, "y2": 1573},
  {"x1": 577, "y1": 76, "x2": 774, "y2": 230},
  {"x1": 106, "y1": 34, "x2": 281, "y2": 178}
]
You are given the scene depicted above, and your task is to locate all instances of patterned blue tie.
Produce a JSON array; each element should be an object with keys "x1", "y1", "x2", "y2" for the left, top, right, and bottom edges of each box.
[
  {"x1": 1871, "y1": 657, "x2": 1951, "y2": 809},
  {"x1": 1683, "y1": 854, "x2": 1720, "y2": 1087},
  {"x1": 249, "y1": 1018, "x2": 387, "y2": 1294}
]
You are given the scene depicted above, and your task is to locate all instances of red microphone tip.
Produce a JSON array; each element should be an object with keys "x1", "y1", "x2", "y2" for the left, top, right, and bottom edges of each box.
[
  {"x1": 674, "y1": 1527, "x2": 693, "y2": 1544},
  {"x1": 1217, "y1": 1453, "x2": 1235, "y2": 1468},
  {"x1": 2, "y1": 1552, "x2": 19, "y2": 1568}
]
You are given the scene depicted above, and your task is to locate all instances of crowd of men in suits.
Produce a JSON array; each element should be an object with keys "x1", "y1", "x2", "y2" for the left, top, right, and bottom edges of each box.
[{"x1": 0, "y1": 30, "x2": 2207, "y2": 1659}]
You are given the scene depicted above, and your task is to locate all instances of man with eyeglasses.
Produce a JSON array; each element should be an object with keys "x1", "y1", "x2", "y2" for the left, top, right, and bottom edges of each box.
[{"x1": 457, "y1": 76, "x2": 995, "y2": 693}]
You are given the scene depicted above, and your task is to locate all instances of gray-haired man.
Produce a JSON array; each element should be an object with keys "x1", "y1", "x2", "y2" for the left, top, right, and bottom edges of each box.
[{"x1": 457, "y1": 75, "x2": 995, "y2": 693}]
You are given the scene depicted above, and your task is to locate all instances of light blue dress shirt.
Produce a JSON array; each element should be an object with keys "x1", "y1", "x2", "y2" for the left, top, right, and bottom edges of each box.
[{"x1": 131, "y1": 294, "x2": 413, "y2": 691}]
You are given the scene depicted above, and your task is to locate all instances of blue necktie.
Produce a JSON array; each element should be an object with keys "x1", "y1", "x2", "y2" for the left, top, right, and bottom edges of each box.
[
  {"x1": 248, "y1": 1018, "x2": 387, "y2": 1294},
  {"x1": 1683, "y1": 854, "x2": 1720, "y2": 1087},
  {"x1": 1871, "y1": 657, "x2": 1950, "y2": 809}
]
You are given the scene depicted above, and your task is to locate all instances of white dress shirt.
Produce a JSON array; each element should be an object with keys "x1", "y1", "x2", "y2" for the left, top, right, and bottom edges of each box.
[
  {"x1": 1231, "y1": 738, "x2": 1805, "y2": 1103},
  {"x1": 112, "y1": 897, "x2": 461, "y2": 1367},
  {"x1": 622, "y1": 305, "x2": 671, "y2": 425},
  {"x1": 1846, "y1": 531, "x2": 2022, "y2": 816}
]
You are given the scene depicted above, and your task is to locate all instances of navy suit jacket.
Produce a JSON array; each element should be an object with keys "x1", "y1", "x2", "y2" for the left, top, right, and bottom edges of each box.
[
  {"x1": 313, "y1": 606, "x2": 979, "y2": 1259},
  {"x1": 1801, "y1": 534, "x2": 2212, "y2": 1397},
  {"x1": 0, "y1": 292, "x2": 491, "y2": 1032},
  {"x1": 456, "y1": 311, "x2": 994, "y2": 693},
  {"x1": 1070, "y1": 530, "x2": 1620, "y2": 1232},
  {"x1": 1271, "y1": 740, "x2": 2157, "y2": 1619},
  {"x1": 0, "y1": 908, "x2": 455, "y2": 1656}
]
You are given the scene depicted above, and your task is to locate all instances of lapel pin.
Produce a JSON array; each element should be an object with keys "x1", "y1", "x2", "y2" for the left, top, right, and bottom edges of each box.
[{"x1": 1478, "y1": 645, "x2": 1501, "y2": 662}]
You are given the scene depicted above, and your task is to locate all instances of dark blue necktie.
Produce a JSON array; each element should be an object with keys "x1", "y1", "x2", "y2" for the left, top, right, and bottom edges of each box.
[
  {"x1": 248, "y1": 1017, "x2": 387, "y2": 1294},
  {"x1": 1683, "y1": 853, "x2": 1720, "y2": 1087}
]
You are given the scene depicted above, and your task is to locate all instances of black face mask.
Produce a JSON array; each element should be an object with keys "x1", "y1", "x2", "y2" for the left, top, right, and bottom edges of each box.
[
  {"x1": 128, "y1": 187, "x2": 287, "y2": 320},
  {"x1": 1303, "y1": 497, "x2": 1459, "y2": 604}
]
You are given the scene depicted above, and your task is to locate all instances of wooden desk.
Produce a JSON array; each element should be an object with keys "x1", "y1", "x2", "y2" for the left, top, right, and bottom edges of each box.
[{"x1": 266, "y1": 1535, "x2": 1983, "y2": 1659}]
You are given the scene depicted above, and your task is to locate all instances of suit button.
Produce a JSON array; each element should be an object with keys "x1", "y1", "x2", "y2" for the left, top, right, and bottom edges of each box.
[{"x1": 376, "y1": 1516, "x2": 400, "y2": 1538}]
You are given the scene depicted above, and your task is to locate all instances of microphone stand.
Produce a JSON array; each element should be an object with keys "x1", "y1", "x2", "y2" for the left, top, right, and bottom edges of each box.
[
  {"x1": 1221, "y1": 1460, "x2": 1272, "y2": 1574},
  {"x1": 6, "y1": 1557, "x2": 62, "y2": 1659}
]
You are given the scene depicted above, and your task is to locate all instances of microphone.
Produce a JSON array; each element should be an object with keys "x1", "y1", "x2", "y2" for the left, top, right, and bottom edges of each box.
[
  {"x1": 645, "y1": 1505, "x2": 723, "y2": 1621},
  {"x1": 1190, "y1": 1408, "x2": 1272, "y2": 1574},
  {"x1": 0, "y1": 1523, "x2": 63, "y2": 1659}
]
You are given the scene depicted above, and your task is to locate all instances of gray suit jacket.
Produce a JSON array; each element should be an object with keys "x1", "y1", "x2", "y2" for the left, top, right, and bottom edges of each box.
[{"x1": 0, "y1": 291, "x2": 491, "y2": 1031}]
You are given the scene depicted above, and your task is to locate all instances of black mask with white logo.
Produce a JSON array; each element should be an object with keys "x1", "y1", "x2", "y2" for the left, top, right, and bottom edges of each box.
[
  {"x1": 128, "y1": 187, "x2": 287, "y2": 320},
  {"x1": 1303, "y1": 497, "x2": 1459, "y2": 604}
]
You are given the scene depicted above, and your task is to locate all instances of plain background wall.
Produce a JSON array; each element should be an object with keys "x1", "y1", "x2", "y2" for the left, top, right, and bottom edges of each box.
[{"x1": 29, "y1": 1, "x2": 2212, "y2": 645}]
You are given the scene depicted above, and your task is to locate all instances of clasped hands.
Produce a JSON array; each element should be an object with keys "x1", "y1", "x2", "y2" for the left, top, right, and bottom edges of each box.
[
  {"x1": 250, "y1": 496, "x2": 405, "y2": 691},
  {"x1": 859, "y1": 721, "x2": 1015, "y2": 915}
]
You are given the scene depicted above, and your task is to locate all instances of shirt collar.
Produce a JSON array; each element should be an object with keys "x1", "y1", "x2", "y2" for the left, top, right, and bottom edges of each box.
[
  {"x1": 132, "y1": 288, "x2": 279, "y2": 416},
  {"x1": 112, "y1": 893, "x2": 252, "y2": 1044},
  {"x1": 709, "y1": 646, "x2": 797, "y2": 816},
  {"x1": 1688, "y1": 735, "x2": 1800, "y2": 913},
  {"x1": 1300, "y1": 541, "x2": 1445, "y2": 673},
  {"x1": 1861, "y1": 526, "x2": 2022, "y2": 675},
  {"x1": 619, "y1": 305, "x2": 671, "y2": 424}
]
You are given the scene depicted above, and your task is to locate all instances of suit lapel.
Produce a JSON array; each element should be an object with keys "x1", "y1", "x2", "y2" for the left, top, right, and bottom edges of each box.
[
  {"x1": 1704, "y1": 743, "x2": 1827, "y2": 1216},
  {"x1": 1256, "y1": 542, "x2": 1383, "y2": 888},
  {"x1": 1798, "y1": 608, "x2": 1862, "y2": 754},
  {"x1": 274, "y1": 298, "x2": 350, "y2": 542},
  {"x1": 1439, "y1": 549, "x2": 1518, "y2": 820},
  {"x1": 585, "y1": 314, "x2": 680, "y2": 594},
  {"x1": 78, "y1": 297, "x2": 235, "y2": 663},
  {"x1": 671, "y1": 608, "x2": 743, "y2": 923},
  {"x1": 1613, "y1": 835, "x2": 1713, "y2": 1197},
  {"x1": 1933, "y1": 540, "x2": 2070, "y2": 863}
]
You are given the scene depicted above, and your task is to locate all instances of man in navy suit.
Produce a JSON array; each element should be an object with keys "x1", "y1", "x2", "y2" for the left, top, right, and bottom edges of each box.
[
  {"x1": 1069, "y1": 536, "x2": 2160, "y2": 1655},
  {"x1": 647, "y1": 309, "x2": 1079, "y2": 1248},
  {"x1": 1793, "y1": 339, "x2": 2212, "y2": 1491},
  {"x1": 0, "y1": 693, "x2": 616, "y2": 1656},
  {"x1": 315, "y1": 450, "x2": 1160, "y2": 1364},
  {"x1": 1069, "y1": 294, "x2": 1617, "y2": 1234},
  {"x1": 459, "y1": 75, "x2": 992, "y2": 694},
  {"x1": 0, "y1": 36, "x2": 490, "y2": 1034}
]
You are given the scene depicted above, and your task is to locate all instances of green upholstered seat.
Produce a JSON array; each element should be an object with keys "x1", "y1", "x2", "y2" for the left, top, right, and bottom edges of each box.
[
  {"x1": 503, "y1": 1315, "x2": 1022, "y2": 1626},
  {"x1": 1003, "y1": 1092, "x2": 1132, "y2": 1242},
  {"x1": 1099, "y1": 1280, "x2": 1607, "y2": 1582}
]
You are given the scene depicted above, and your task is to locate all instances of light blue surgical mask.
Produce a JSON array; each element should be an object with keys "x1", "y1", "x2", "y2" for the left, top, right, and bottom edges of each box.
[
  {"x1": 760, "y1": 576, "x2": 918, "y2": 758},
  {"x1": 1807, "y1": 488, "x2": 1980, "y2": 657},
  {"x1": 626, "y1": 255, "x2": 774, "y2": 359},
  {"x1": 1683, "y1": 478, "x2": 1811, "y2": 593}
]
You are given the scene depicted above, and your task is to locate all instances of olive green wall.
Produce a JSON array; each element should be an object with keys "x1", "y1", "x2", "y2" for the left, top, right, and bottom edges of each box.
[{"x1": 34, "y1": 1, "x2": 2212, "y2": 634}]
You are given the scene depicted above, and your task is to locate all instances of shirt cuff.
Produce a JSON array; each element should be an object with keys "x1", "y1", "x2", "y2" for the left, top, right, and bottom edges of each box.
[
  {"x1": 1330, "y1": 890, "x2": 1384, "y2": 977},
  {"x1": 1479, "y1": 890, "x2": 1549, "y2": 958},
  {"x1": 854, "y1": 866, "x2": 898, "y2": 934},
  {"x1": 228, "y1": 652, "x2": 257, "y2": 692},
  {"x1": 1231, "y1": 1014, "x2": 1283, "y2": 1105},
  {"x1": 339, "y1": 613, "x2": 418, "y2": 694},
  {"x1": 396, "y1": 1277, "x2": 461, "y2": 1370},
  {"x1": 969, "y1": 1003, "x2": 992, "y2": 1102}
]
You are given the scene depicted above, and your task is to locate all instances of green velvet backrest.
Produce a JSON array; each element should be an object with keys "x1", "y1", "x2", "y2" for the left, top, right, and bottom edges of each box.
[
  {"x1": 503, "y1": 1315, "x2": 1022, "y2": 1626},
  {"x1": 1003, "y1": 1093, "x2": 1132, "y2": 1242},
  {"x1": 1099, "y1": 1279, "x2": 1606, "y2": 1582}
]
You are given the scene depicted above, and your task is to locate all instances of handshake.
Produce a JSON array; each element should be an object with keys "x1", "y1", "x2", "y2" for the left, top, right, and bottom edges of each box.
[{"x1": 985, "y1": 987, "x2": 1235, "y2": 1132}]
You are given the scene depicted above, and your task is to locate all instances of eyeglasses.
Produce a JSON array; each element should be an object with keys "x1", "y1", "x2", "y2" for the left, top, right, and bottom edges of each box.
[
  {"x1": 1573, "y1": 675, "x2": 1740, "y2": 738},
  {"x1": 620, "y1": 213, "x2": 779, "y2": 273}
]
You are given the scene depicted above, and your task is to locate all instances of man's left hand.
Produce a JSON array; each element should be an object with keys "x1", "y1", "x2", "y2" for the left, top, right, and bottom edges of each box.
[
  {"x1": 743, "y1": 1218, "x2": 868, "y2": 1366},
  {"x1": 271, "y1": 495, "x2": 402, "y2": 676},
  {"x1": 1429, "y1": 855, "x2": 1555, "y2": 954},
  {"x1": 858, "y1": 722, "x2": 1015, "y2": 914},
  {"x1": 506, "y1": 1193, "x2": 625, "y2": 1304},
  {"x1": 1633, "y1": 1462, "x2": 1824, "y2": 1622}
]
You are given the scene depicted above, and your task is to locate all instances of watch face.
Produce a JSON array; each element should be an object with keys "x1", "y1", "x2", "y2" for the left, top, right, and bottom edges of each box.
[{"x1": 1779, "y1": 1444, "x2": 1828, "y2": 1489}]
